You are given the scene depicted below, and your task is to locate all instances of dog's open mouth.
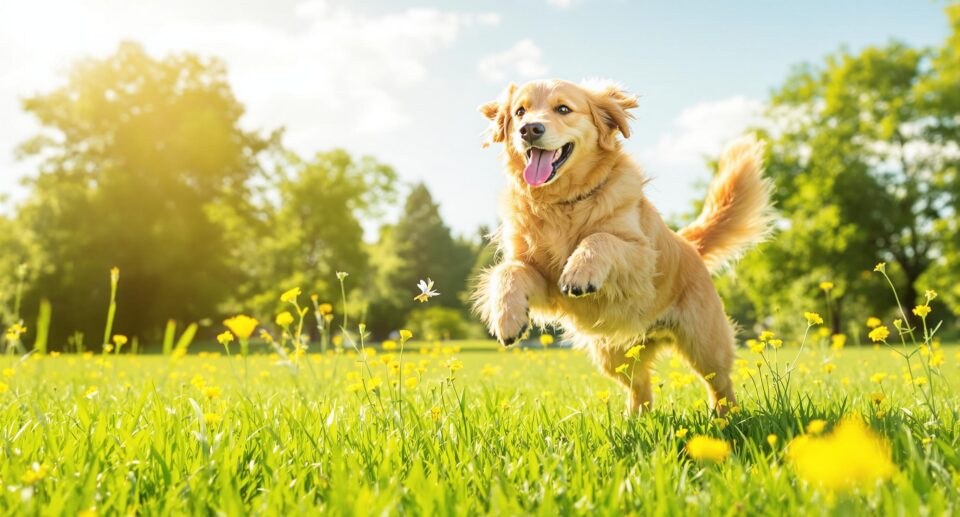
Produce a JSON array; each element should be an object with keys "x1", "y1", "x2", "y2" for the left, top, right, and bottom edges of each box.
[{"x1": 523, "y1": 143, "x2": 573, "y2": 187}]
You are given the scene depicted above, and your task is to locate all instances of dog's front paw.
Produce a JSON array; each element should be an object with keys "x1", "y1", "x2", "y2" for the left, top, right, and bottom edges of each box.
[
  {"x1": 491, "y1": 301, "x2": 531, "y2": 347},
  {"x1": 558, "y1": 254, "x2": 607, "y2": 298}
]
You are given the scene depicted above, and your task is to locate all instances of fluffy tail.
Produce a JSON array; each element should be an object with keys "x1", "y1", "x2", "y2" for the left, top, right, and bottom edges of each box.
[{"x1": 679, "y1": 134, "x2": 774, "y2": 272}]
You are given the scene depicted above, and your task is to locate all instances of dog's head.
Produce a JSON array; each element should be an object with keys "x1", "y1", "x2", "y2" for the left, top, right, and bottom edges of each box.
[{"x1": 479, "y1": 79, "x2": 638, "y2": 189}]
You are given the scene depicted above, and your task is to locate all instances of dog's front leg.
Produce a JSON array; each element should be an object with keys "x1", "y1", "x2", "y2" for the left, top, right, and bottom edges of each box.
[
  {"x1": 559, "y1": 232, "x2": 654, "y2": 298},
  {"x1": 476, "y1": 260, "x2": 547, "y2": 346}
]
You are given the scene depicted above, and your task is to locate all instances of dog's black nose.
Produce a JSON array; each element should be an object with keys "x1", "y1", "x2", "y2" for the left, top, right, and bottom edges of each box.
[{"x1": 520, "y1": 123, "x2": 545, "y2": 143}]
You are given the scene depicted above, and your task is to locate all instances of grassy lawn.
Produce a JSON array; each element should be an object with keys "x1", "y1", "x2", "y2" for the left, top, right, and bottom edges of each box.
[{"x1": 0, "y1": 339, "x2": 956, "y2": 515}]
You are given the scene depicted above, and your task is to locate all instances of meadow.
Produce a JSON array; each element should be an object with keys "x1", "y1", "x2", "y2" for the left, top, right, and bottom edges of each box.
[{"x1": 1, "y1": 310, "x2": 957, "y2": 515}]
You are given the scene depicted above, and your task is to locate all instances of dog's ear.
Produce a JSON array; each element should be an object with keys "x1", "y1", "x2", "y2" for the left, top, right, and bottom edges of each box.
[
  {"x1": 478, "y1": 83, "x2": 517, "y2": 148},
  {"x1": 583, "y1": 80, "x2": 639, "y2": 151}
]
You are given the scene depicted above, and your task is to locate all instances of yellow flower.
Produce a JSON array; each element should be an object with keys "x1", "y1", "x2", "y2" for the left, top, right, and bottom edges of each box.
[
  {"x1": 924, "y1": 289, "x2": 937, "y2": 301},
  {"x1": 430, "y1": 406, "x2": 442, "y2": 422},
  {"x1": 382, "y1": 340, "x2": 398, "y2": 351},
  {"x1": 819, "y1": 281, "x2": 834, "y2": 291},
  {"x1": 912, "y1": 305, "x2": 931, "y2": 318},
  {"x1": 874, "y1": 262, "x2": 886, "y2": 273},
  {"x1": 870, "y1": 392, "x2": 885, "y2": 405},
  {"x1": 280, "y1": 287, "x2": 301, "y2": 303},
  {"x1": 596, "y1": 390, "x2": 611, "y2": 403},
  {"x1": 413, "y1": 278, "x2": 440, "y2": 303},
  {"x1": 399, "y1": 329, "x2": 413, "y2": 341},
  {"x1": 103, "y1": 344, "x2": 114, "y2": 354},
  {"x1": 686, "y1": 436, "x2": 731, "y2": 462},
  {"x1": 275, "y1": 311, "x2": 294, "y2": 327},
  {"x1": 868, "y1": 326, "x2": 890, "y2": 343},
  {"x1": 112, "y1": 334, "x2": 128, "y2": 346},
  {"x1": 624, "y1": 344, "x2": 646, "y2": 359},
  {"x1": 204, "y1": 412, "x2": 222, "y2": 425},
  {"x1": 866, "y1": 317, "x2": 882, "y2": 329},
  {"x1": 539, "y1": 334, "x2": 555, "y2": 346},
  {"x1": 614, "y1": 363, "x2": 629, "y2": 375},
  {"x1": 804, "y1": 312, "x2": 823, "y2": 326},
  {"x1": 20, "y1": 463, "x2": 50, "y2": 484},
  {"x1": 767, "y1": 434, "x2": 778, "y2": 447},
  {"x1": 748, "y1": 339, "x2": 765, "y2": 354},
  {"x1": 404, "y1": 377, "x2": 419, "y2": 389},
  {"x1": 758, "y1": 330, "x2": 775, "y2": 342},
  {"x1": 768, "y1": 338, "x2": 783, "y2": 349},
  {"x1": 0, "y1": 382, "x2": 8, "y2": 393},
  {"x1": 446, "y1": 358, "x2": 464, "y2": 373},
  {"x1": 787, "y1": 418, "x2": 895, "y2": 491},
  {"x1": 675, "y1": 428, "x2": 689, "y2": 438},
  {"x1": 830, "y1": 334, "x2": 846, "y2": 350},
  {"x1": 217, "y1": 331, "x2": 234, "y2": 346},
  {"x1": 347, "y1": 382, "x2": 364, "y2": 393},
  {"x1": 83, "y1": 386, "x2": 98, "y2": 398},
  {"x1": 318, "y1": 303, "x2": 334, "y2": 315},
  {"x1": 823, "y1": 363, "x2": 836, "y2": 374},
  {"x1": 806, "y1": 419, "x2": 827, "y2": 435},
  {"x1": 2, "y1": 368, "x2": 14, "y2": 378},
  {"x1": 870, "y1": 372, "x2": 888, "y2": 383},
  {"x1": 202, "y1": 386, "x2": 222, "y2": 399},
  {"x1": 224, "y1": 315, "x2": 258, "y2": 339}
]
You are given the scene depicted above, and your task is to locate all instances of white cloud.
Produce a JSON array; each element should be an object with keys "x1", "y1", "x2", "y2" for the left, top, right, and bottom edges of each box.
[
  {"x1": 641, "y1": 96, "x2": 764, "y2": 167},
  {"x1": 477, "y1": 39, "x2": 549, "y2": 83},
  {"x1": 546, "y1": 0, "x2": 575, "y2": 8},
  {"x1": 0, "y1": 0, "x2": 500, "y2": 200}
]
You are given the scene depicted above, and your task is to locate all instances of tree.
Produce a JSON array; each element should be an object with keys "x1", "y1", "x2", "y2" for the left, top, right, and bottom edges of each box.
[
  {"x1": 15, "y1": 42, "x2": 269, "y2": 343},
  {"x1": 725, "y1": 6, "x2": 960, "y2": 335},
  {"x1": 229, "y1": 149, "x2": 396, "y2": 318},
  {"x1": 366, "y1": 184, "x2": 478, "y2": 337}
]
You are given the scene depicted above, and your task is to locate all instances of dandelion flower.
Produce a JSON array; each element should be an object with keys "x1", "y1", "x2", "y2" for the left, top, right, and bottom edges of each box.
[
  {"x1": 686, "y1": 436, "x2": 731, "y2": 462},
  {"x1": 675, "y1": 428, "x2": 689, "y2": 438},
  {"x1": 819, "y1": 281, "x2": 834, "y2": 291},
  {"x1": 830, "y1": 334, "x2": 846, "y2": 350},
  {"x1": 787, "y1": 418, "x2": 895, "y2": 491},
  {"x1": 615, "y1": 363, "x2": 629, "y2": 375},
  {"x1": 275, "y1": 311, "x2": 294, "y2": 327},
  {"x1": 0, "y1": 382, "x2": 8, "y2": 393},
  {"x1": 596, "y1": 390, "x2": 611, "y2": 403},
  {"x1": 767, "y1": 434, "x2": 778, "y2": 447},
  {"x1": 870, "y1": 392, "x2": 885, "y2": 404},
  {"x1": 874, "y1": 262, "x2": 886, "y2": 273},
  {"x1": 204, "y1": 412, "x2": 222, "y2": 425},
  {"x1": 224, "y1": 315, "x2": 258, "y2": 339},
  {"x1": 217, "y1": 331, "x2": 234, "y2": 346},
  {"x1": 202, "y1": 386, "x2": 222, "y2": 399},
  {"x1": 806, "y1": 419, "x2": 827, "y2": 435},
  {"x1": 318, "y1": 303, "x2": 334, "y2": 315},
  {"x1": 624, "y1": 344, "x2": 646, "y2": 359},
  {"x1": 414, "y1": 278, "x2": 440, "y2": 303},
  {"x1": 866, "y1": 317, "x2": 881, "y2": 329},
  {"x1": 868, "y1": 326, "x2": 890, "y2": 343},
  {"x1": 112, "y1": 335, "x2": 128, "y2": 346},
  {"x1": 804, "y1": 312, "x2": 823, "y2": 326},
  {"x1": 539, "y1": 334, "x2": 555, "y2": 346},
  {"x1": 446, "y1": 358, "x2": 464, "y2": 373},
  {"x1": 399, "y1": 329, "x2": 413, "y2": 341},
  {"x1": 430, "y1": 406, "x2": 442, "y2": 422},
  {"x1": 280, "y1": 287, "x2": 301, "y2": 304},
  {"x1": 404, "y1": 377, "x2": 419, "y2": 389},
  {"x1": 912, "y1": 305, "x2": 931, "y2": 318}
]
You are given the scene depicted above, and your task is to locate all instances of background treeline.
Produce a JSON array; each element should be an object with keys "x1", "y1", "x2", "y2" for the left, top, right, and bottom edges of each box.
[{"x1": 2, "y1": 5, "x2": 960, "y2": 348}]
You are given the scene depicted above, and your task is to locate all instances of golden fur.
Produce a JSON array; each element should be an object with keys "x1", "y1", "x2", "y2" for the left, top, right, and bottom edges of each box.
[{"x1": 473, "y1": 79, "x2": 773, "y2": 413}]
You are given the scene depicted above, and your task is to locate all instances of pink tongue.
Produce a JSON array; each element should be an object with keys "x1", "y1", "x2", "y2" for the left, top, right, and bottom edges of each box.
[{"x1": 523, "y1": 148, "x2": 557, "y2": 187}]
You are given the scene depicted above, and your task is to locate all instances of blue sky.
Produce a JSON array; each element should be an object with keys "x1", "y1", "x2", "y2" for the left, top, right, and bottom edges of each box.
[{"x1": 0, "y1": 0, "x2": 951, "y2": 235}]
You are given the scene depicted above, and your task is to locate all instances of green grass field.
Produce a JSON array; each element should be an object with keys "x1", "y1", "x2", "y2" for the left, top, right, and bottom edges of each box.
[{"x1": 0, "y1": 337, "x2": 956, "y2": 515}]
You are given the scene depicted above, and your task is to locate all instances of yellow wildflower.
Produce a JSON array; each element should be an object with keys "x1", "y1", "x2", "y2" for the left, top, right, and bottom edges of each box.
[
  {"x1": 539, "y1": 334, "x2": 555, "y2": 346},
  {"x1": 204, "y1": 412, "x2": 222, "y2": 425},
  {"x1": 912, "y1": 305, "x2": 931, "y2": 318},
  {"x1": 275, "y1": 311, "x2": 294, "y2": 327},
  {"x1": 202, "y1": 386, "x2": 222, "y2": 399},
  {"x1": 399, "y1": 329, "x2": 413, "y2": 341},
  {"x1": 819, "y1": 281, "x2": 834, "y2": 291},
  {"x1": 404, "y1": 377, "x2": 419, "y2": 389},
  {"x1": 280, "y1": 287, "x2": 301, "y2": 303},
  {"x1": 0, "y1": 382, "x2": 8, "y2": 393},
  {"x1": 675, "y1": 428, "x2": 689, "y2": 438},
  {"x1": 112, "y1": 334, "x2": 128, "y2": 346},
  {"x1": 596, "y1": 390, "x2": 611, "y2": 403},
  {"x1": 20, "y1": 463, "x2": 50, "y2": 484},
  {"x1": 318, "y1": 303, "x2": 333, "y2": 315},
  {"x1": 787, "y1": 418, "x2": 895, "y2": 491},
  {"x1": 830, "y1": 334, "x2": 846, "y2": 350},
  {"x1": 686, "y1": 436, "x2": 731, "y2": 462},
  {"x1": 804, "y1": 312, "x2": 823, "y2": 326},
  {"x1": 767, "y1": 434, "x2": 778, "y2": 447},
  {"x1": 431, "y1": 406, "x2": 442, "y2": 422},
  {"x1": 615, "y1": 363, "x2": 629, "y2": 375},
  {"x1": 217, "y1": 331, "x2": 234, "y2": 346},
  {"x1": 866, "y1": 317, "x2": 882, "y2": 329},
  {"x1": 806, "y1": 419, "x2": 827, "y2": 435},
  {"x1": 224, "y1": 315, "x2": 258, "y2": 339},
  {"x1": 868, "y1": 326, "x2": 890, "y2": 343},
  {"x1": 874, "y1": 262, "x2": 886, "y2": 273},
  {"x1": 624, "y1": 344, "x2": 646, "y2": 359}
]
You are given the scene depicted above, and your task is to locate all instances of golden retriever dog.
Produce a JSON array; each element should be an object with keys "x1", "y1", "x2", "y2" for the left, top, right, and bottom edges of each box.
[{"x1": 473, "y1": 79, "x2": 772, "y2": 414}]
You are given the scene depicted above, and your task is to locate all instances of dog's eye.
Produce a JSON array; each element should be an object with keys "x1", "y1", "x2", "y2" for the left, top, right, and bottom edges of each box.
[
  {"x1": 556, "y1": 105, "x2": 572, "y2": 114},
  {"x1": 515, "y1": 107, "x2": 526, "y2": 117}
]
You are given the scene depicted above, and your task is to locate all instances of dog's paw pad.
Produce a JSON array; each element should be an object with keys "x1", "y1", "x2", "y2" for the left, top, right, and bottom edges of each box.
[
  {"x1": 560, "y1": 282, "x2": 597, "y2": 298},
  {"x1": 500, "y1": 322, "x2": 530, "y2": 347}
]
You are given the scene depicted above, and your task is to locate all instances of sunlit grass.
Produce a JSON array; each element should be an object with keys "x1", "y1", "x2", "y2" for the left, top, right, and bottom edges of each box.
[{"x1": 0, "y1": 340, "x2": 957, "y2": 514}]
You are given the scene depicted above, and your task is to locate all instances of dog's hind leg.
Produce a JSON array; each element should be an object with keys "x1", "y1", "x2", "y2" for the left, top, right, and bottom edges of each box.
[
  {"x1": 673, "y1": 295, "x2": 738, "y2": 415},
  {"x1": 591, "y1": 340, "x2": 660, "y2": 413}
]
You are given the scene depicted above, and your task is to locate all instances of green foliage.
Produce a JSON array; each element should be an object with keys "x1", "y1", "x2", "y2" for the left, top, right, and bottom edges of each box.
[
  {"x1": 366, "y1": 184, "x2": 478, "y2": 337},
  {"x1": 721, "y1": 7, "x2": 960, "y2": 335},
  {"x1": 404, "y1": 305, "x2": 479, "y2": 340},
  {"x1": 14, "y1": 42, "x2": 269, "y2": 342}
]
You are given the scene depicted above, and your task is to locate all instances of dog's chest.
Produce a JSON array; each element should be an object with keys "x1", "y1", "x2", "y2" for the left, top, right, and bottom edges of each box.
[{"x1": 519, "y1": 211, "x2": 585, "y2": 279}]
